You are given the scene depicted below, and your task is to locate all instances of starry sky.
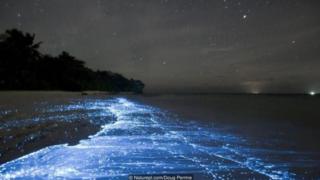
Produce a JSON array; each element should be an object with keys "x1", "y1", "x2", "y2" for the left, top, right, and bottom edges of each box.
[{"x1": 1, "y1": 0, "x2": 320, "y2": 93}]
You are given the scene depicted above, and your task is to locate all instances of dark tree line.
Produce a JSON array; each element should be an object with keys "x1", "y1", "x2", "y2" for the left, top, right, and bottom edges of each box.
[{"x1": 0, "y1": 29, "x2": 144, "y2": 93}]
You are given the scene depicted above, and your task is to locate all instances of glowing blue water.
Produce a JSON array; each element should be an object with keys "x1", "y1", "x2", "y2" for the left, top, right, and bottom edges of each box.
[{"x1": 0, "y1": 98, "x2": 316, "y2": 179}]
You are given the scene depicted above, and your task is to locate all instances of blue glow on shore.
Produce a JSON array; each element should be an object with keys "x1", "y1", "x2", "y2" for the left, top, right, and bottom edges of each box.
[{"x1": 0, "y1": 97, "x2": 312, "y2": 179}]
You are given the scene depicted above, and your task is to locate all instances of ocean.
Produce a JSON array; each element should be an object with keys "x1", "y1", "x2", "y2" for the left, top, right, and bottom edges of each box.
[{"x1": 0, "y1": 92, "x2": 319, "y2": 179}]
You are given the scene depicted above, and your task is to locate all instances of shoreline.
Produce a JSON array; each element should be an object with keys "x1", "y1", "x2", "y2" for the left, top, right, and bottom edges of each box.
[
  {"x1": 0, "y1": 90, "x2": 136, "y2": 95},
  {"x1": 0, "y1": 90, "x2": 318, "y2": 96},
  {"x1": 0, "y1": 119, "x2": 101, "y2": 164}
]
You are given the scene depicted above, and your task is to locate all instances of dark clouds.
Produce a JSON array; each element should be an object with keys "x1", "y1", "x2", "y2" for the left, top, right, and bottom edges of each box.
[{"x1": 1, "y1": 0, "x2": 320, "y2": 93}]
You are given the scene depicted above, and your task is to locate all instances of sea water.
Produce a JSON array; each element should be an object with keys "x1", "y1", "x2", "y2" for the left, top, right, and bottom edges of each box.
[{"x1": 0, "y1": 93, "x2": 319, "y2": 179}]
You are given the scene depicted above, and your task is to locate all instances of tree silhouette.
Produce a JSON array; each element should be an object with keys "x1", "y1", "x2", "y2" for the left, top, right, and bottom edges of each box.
[{"x1": 0, "y1": 29, "x2": 144, "y2": 93}]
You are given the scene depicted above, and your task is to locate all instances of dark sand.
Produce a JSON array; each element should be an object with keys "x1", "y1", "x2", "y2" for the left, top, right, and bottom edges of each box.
[
  {"x1": 0, "y1": 91, "x2": 105, "y2": 164},
  {"x1": 0, "y1": 120, "x2": 100, "y2": 164}
]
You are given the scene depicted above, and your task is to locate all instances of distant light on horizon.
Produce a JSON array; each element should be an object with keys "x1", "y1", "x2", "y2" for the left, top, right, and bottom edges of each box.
[
  {"x1": 309, "y1": 91, "x2": 316, "y2": 96},
  {"x1": 250, "y1": 89, "x2": 261, "y2": 94}
]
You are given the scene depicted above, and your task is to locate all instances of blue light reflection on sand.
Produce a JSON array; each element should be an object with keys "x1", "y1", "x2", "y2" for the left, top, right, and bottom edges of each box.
[{"x1": 0, "y1": 98, "x2": 297, "y2": 179}]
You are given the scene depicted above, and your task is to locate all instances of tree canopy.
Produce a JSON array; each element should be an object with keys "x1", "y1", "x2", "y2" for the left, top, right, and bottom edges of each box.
[{"x1": 0, "y1": 29, "x2": 144, "y2": 93}]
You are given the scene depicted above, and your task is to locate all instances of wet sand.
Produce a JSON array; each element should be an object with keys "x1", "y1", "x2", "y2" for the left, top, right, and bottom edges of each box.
[
  {"x1": 0, "y1": 120, "x2": 100, "y2": 164},
  {"x1": 0, "y1": 91, "x2": 106, "y2": 164}
]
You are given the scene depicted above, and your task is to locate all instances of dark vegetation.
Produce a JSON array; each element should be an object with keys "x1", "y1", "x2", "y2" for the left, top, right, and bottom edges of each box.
[{"x1": 0, "y1": 29, "x2": 144, "y2": 93}]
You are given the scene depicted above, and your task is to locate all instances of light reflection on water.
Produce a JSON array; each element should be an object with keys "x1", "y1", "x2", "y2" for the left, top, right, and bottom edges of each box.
[{"x1": 0, "y1": 97, "x2": 315, "y2": 179}]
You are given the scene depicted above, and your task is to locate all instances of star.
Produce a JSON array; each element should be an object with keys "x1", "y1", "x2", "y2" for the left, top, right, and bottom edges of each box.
[{"x1": 242, "y1": 14, "x2": 247, "y2": 19}]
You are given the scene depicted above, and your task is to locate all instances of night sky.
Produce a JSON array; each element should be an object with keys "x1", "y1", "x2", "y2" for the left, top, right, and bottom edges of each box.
[{"x1": 1, "y1": 0, "x2": 320, "y2": 93}]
